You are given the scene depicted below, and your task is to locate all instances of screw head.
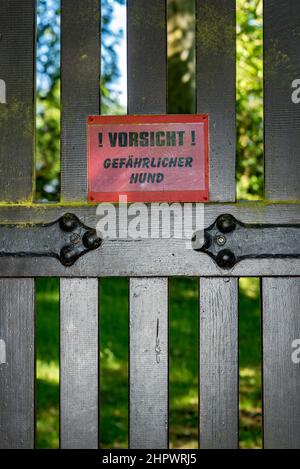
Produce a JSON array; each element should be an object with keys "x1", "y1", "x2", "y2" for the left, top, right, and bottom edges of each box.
[
  {"x1": 59, "y1": 213, "x2": 78, "y2": 232},
  {"x1": 82, "y1": 230, "x2": 102, "y2": 250},
  {"x1": 216, "y1": 249, "x2": 236, "y2": 269},
  {"x1": 216, "y1": 233, "x2": 226, "y2": 246},
  {"x1": 216, "y1": 214, "x2": 236, "y2": 233}
]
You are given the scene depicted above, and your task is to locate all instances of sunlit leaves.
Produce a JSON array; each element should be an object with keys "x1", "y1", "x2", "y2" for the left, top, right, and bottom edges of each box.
[{"x1": 236, "y1": 0, "x2": 263, "y2": 199}]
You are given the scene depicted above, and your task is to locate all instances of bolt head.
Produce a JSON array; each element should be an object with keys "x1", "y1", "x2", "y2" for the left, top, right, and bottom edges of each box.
[
  {"x1": 59, "y1": 213, "x2": 78, "y2": 232},
  {"x1": 60, "y1": 245, "x2": 79, "y2": 266},
  {"x1": 82, "y1": 230, "x2": 102, "y2": 250},
  {"x1": 216, "y1": 214, "x2": 236, "y2": 233},
  {"x1": 216, "y1": 234, "x2": 226, "y2": 246},
  {"x1": 216, "y1": 249, "x2": 236, "y2": 269}
]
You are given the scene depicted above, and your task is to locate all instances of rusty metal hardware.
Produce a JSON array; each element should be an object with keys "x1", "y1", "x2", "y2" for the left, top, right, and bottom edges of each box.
[
  {"x1": 0, "y1": 213, "x2": 102, "y2": 266},
  {"x1": 193, "y1": 213, "x2": 300, "y2": 269}
]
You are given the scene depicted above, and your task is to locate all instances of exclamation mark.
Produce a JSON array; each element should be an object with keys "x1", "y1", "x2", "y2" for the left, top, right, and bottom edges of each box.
[
  {"x1": 98, "y1": 132, "x2": 103, "y2": 147},
  {"x1": 191, "y1": 130, "x2": 196, "y2": 146}
]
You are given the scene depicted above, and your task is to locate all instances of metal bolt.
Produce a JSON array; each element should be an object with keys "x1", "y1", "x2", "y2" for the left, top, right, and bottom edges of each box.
[
  {"x1": 216, "y1": 214, "x2": 237, "y2": 233},
  {"x1": 216, "y1": 234, "x2": 226, "y2": 246},
  {"x1": 216, "y1": 249, "x2": 236, "y2": 269},
  {"x1": 60, "y1": 245, "x2": 79, "y2": 266},
  {"x1": 82, "y1": 229, "x2": 102, "y2": 250},
  {"x1": 59, "y1": 213, "x2": 78, "y2": 232}
]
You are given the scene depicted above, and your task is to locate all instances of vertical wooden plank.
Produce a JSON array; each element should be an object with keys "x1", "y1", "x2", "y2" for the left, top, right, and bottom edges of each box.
[
  {"x1": 262, "y1": 278, "x2": 300, "y2": 448},
  {"x1": 0, "y1": 0, "x2": 35, "y2": 201},
  {"x1": 130, "y1": 278, "x2": 168, "y2": 449},
  {"x1": 127, "y1": 0, "x2": 168, "y2": 449},
  {"x1": 0, "y1": 3, "x2": 36, "y2": 443},
  {"x1": 264, "y1": 1, "x2": 300, "y2": 200},
  {"x1": 0, "y1": 279, "x2": 35, "y2": 448},
  {"x1": 60, "y1": 278, "x2": 98, "y2": 448},
  {"x1": 61, "y1": 0, "x2": 100, "y2": 202},
  {"x1": 196, "y1": 0, "x2": 239, "y2": 430},
  {"x1": 127, "y1": 0, "x2": 167, "y2": 114},
  {"x1": 199, "y1": 277, "x2": 238, "y2": 448},
  {"x1": 196, "y1": 0, "x2": 236, "y2": 202}
]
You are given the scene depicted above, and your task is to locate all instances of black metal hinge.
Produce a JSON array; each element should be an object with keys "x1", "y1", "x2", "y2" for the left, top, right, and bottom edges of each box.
[
  {"x1": 0, "y1": 213, "x2": 102, "y2": 267},
  {"x1": 193, "y1": 213, "x2": 300, "y2": 269}
]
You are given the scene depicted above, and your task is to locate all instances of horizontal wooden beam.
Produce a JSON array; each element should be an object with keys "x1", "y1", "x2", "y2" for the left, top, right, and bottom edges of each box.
[{"x1": 0, "y1": 203, "x2": 299, "y2": 277}]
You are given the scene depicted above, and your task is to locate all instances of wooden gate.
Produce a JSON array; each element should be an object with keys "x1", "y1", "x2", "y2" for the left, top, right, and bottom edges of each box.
[{"x1": 0, "y1": 0, "x2": 300, "y2": 449}]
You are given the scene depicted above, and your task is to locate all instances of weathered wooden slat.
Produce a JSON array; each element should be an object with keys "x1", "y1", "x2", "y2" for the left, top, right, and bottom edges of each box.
[
  {"x1": 196, "y1": 0, "x2": 236, "y2": 202},
  {"x1": 61, "y1": 0, "x2": 100, "y2": 202},
  {"x1": 262, "y1": 277, "x2": 300, "y2": 448},
  {"x1": 127, "y1": 0, "x2": 168, "y2": 449},
  {"x1": 195, "y1": 0, "x2": 259, "y2": 440},
  {"x1": 0, "y1": 279, "x2": 35, "y2": 448},
  {"x1": 199, "y1": 278, "x2": 238, "y2": 448},
  {"x1": 0, "y1": 203, "x2": 299, "y2": 277},
  {"x1": 129, "y1": 278, "x2": 168, "y2": 448},
  {"x1": 127, "y1": 0, "x2": 166, "y2": 114},
  {"x1": 0, "y1": 0, "x2": 35, "y2": 202},
  {"x1": 60, "y1": 278, "x2": 98, "y2": 448},
  {"x1": 264, "y1": 1, "x2": 300, "y2": 200}
]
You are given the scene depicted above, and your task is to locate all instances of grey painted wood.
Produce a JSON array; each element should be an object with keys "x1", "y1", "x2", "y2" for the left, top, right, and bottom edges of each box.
[
  {"x1": 60, "y1": 278, "x2": 98, "y2": 448},
  {"x1": 127, "y1": 0, "x2": 167, "y2": 114},
  {"x1": 127, "y1": 0, "x2": 168, "y2": 449},
  {"x1": 264, "y1": 1, "x2": 300, "y2": 200},
  {"x1": 0, "y1": 279, "x2": 34, "y2": 448},
  {"x1": 129, "y1": 278, "x2": 168, "y2": 448},
  {"x1": 262, "y1": 277, "x2": 300, "y2": 448},
  {"x1": 0, "y1": 203, "x2": 299, "y2": 277},
  {"x1": 196, "y1": 0, "x2": 236, "y2": 202},
  {"x1": 0, "y1": 0, "x2": 35, "y2": 202},
  {"x1": 196, "y1": 0, "x2": 238, "y2": 440},
  {"x1": 199, "y1": 278, "x2": 238, "y2": 448},
  {"x1": 61, "y1": 0, "x2": 100, "y2": 202}
]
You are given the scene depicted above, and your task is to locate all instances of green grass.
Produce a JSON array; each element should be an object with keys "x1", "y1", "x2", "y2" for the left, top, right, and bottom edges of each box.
[
  {"x1": 100, "y1": 278, "x2": 129, "y2": 448},
  {"x1": 36, "y1": 277, "x2": 261, "y2": 448},
  {"x1": 169, "y1": 278, "x2": 198, "y2": 449},
  {"x1": 239, "y1": 278, "x2": 262, "y2": 448},
  {"x1": 36, "y1": 278, "x2": 59, "y2": 448}
]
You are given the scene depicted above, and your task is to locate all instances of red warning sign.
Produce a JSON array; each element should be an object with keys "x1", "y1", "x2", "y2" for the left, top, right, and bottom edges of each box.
[{"x1": 87, "y1": 114, "x2": 209, "y2": 202}]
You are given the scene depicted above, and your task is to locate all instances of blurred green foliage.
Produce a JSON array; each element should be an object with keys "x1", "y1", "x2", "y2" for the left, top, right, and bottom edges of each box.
[
  {"x1": 36, "y1": 79, "x2": 60, "y2": 201},
  {"x1": 36, "y1": 0, "x2": 60, "y2": 200},
  {"x1": 36, "y1": 0, "x2": 125, "y2": 201},
  {"x1": 236, "y1": 0, "x2": 263, "y2": 199},
  {"x1": 168, "y1": 0, "x2": 263, "y2": 199},
  {"x1": 167, "y1": 0, "x2": 195, "y2": 115}
]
